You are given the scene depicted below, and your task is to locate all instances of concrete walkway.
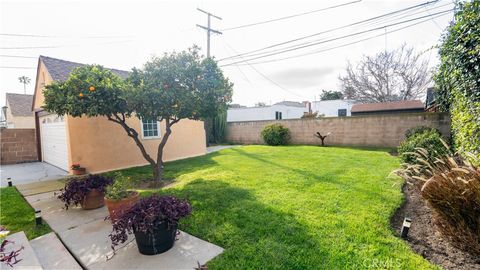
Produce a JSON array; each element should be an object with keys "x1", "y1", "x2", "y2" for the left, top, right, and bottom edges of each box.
[
  {"x1": 206, "y1": 145, "x2": 240, "y2": 154},
  {"x1": 0, "y1": 162, "x2": 67, "y2": 187},
  {"x1": 25, "y1": 191, "x2": 224, "y2": 269}
]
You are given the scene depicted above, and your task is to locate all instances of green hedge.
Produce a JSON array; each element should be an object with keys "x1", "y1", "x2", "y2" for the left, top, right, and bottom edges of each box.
[
  {"x1": 398, "y1": 128, "x2": 450, "y2": 164},
  {"x1": 261, "y1": 124, "x2": 290, "y2": 146},
  {"x1": 434, "y1": 1, "x2": 480, "y2": 161}
]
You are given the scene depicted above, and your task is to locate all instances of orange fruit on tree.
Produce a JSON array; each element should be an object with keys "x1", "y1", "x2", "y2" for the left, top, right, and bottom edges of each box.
[
  {"x1": 79, "y1": 93, "x2": 84, "y2": 97},
  {"x1": 89, "y1": 86, "x2": 95, "y2": 92}
]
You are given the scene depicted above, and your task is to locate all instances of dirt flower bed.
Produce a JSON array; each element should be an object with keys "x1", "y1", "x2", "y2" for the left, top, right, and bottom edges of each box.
[{"x1": 392, "y1": 183, "x2": 480, "y2": 270}]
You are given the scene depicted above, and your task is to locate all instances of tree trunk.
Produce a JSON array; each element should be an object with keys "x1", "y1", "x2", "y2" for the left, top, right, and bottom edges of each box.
[
  {"x1": 153, "y1": 118, "x2": 177, "y2": 184},
  {"x1": 108, "y1": 115, "x2": 179, "y2": 184}
]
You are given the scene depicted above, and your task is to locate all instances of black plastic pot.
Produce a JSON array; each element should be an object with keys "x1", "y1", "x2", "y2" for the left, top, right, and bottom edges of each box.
[{"x1": 133, "y1": 223, "x2": 177, "y2": 255}]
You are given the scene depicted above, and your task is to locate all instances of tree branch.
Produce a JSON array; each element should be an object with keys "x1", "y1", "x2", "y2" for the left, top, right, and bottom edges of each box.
[{"x1": 107, "y1": 115, "x2": 156, "y2": 166}]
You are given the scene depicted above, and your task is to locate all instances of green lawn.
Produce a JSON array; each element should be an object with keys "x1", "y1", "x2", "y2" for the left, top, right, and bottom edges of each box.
[
  {"x1": 0, "y1": 187, "x2": 51, "y2": 240},
  {"x1": 115, "y1": 145, "x2": 435, "y2": 269}
]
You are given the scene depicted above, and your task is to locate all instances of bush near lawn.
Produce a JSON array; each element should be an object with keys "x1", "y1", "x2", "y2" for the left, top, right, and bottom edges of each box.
[
  {"x1": 261, "y1": 123, "x2": 291, "y2": 146},
  {"x1": 398, "y1": 127, "x2": 450, "y2": 164},
  {"x1": 397, "y1": 147, "x2": 480, "y2": 256},
  {"x1": 0, "y1": 187, "x2": 51, "y2": 240},
  {"x1": 113, "y1": 145, "x2": 436, "y2": 269}
]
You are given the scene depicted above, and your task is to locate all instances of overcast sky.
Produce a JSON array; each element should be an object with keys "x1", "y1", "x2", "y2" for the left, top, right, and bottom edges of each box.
[{"x1": 0, "y1": 0, "x2": 454, "y2": 107}]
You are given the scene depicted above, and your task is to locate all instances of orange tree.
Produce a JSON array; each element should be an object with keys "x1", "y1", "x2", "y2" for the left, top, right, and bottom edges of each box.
[{"x1": 43, "y1": 47, "x2": 233, "y2": 183}]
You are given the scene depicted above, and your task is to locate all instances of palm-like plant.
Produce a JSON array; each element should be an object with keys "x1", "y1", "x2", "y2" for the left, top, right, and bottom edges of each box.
[{"x1": 18, "y1": 76, "x2": 31, "y2": 94}]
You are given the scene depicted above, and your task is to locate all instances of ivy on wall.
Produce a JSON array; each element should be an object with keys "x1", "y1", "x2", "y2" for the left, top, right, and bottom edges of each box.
[{"x1": 434, "y1": 0, "x2": 480, "y2": 158}]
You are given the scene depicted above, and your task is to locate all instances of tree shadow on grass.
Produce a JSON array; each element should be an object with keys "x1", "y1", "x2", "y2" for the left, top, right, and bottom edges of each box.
[
  {"x1": 229, "y1": 147, "x2": 391, "y2": 202},
  {"x1": 104, "y1": 151, "x2": 222, "y2": 182},
  {"x1": 143, "y1": 178, "x2": 358, "y2": 269}
]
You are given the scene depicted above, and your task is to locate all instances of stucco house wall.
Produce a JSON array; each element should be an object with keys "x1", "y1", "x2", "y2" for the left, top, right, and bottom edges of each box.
[
  {"x1": 5, "y1": 106, "x2": 35, "y2": 128},
  {"x1": 33, "y1": 56, "x2": 206, "y2": 174},
  {"x1": 227, "y1": 104, "x2": 308, "y2": 122},
  {"x1": 311, "y1": 100, "x2": 356, "y2": 117}
]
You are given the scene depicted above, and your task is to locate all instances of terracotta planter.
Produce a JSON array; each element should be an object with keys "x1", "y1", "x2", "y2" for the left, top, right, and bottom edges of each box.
[
  {"x1": 81, "y1": 189, "x2": 105, "y2": 210},
  {"x1": 72, "y1": 167, "x2": 86, "y2": 175},
  {"x1": 105, "y1": 192, "x2": 140, "y2": 222}
]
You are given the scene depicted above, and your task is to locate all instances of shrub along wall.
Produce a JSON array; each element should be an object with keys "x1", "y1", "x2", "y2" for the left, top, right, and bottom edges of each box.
[
  {"x1": 434, "y1": 1, "x2": 480, "y2": 159},
  {"x1": 226, "y1": 112, "x2": 450, "y2": 148}
]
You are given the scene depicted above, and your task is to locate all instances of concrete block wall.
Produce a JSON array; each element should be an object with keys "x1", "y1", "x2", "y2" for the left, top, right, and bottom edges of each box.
[
  {"x1": 0, "y1": 128, "x2": 38, "y2": 164},
  {"x1": 226, "y1": 112, "x2": 451, "y2": 148}
]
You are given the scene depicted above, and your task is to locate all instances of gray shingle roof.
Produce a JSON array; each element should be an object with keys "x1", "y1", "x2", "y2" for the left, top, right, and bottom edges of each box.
[
  {"x1": 40, "y1": 55, "x2": 130, "y2": 81},
  {"x1": 6, "y1": 93, "x2": 33, "y2": 116}
]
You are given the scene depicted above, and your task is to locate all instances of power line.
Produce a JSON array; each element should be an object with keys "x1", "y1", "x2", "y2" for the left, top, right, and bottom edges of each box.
[
  {"x1": 230, "y1": 12, "x2": 450, "y2": 66},
  {"x1": 0, "y1": 45, "x2": 62, "y2": 50},
  {"x1": 220, "y1": 9, "x2": 452, "y2": 67},
  {"x1": 221, "y1": 3, "x2": 452, "y2": 64},
  {"x1": 0, "y1": 33, "x2": 132, "y2": 39},
  {"x1": 218, "y1": 0, "x2": 440, "y2": 62},
  {"x1": 0, "y1": 66, "x2": 36, "y2": 69},
  {"x1": 223, "y1": 41, "x2": 308, "y2": 99},
  {"x1": 0, "y1": 54, "x2": 37, "y2": 59},
  {"x1": 0, "y1": 39, "x2": 132, "y2": 50},
  {"x1": 221, "y1": 0, "x2": 362, "y2": 31}
]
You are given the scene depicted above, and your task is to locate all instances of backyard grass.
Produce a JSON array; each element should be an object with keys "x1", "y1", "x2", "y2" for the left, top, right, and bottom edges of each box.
[
  {"x1": 114, "y1": 145, "x2": 436, "y2": 269},
  {"x1": 0, "y1": 187, "x2": 51, "y2": 240}
]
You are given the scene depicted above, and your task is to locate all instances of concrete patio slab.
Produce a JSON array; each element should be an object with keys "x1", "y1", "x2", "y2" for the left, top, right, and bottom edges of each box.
[
  {"x1": 30, "y1": 232, "x2": 83, "y2": 270},
  {"x1": 5, "y1": 231, "x2": 42, "y2": 270},
  {"x1": 0, "y1": 162, "x2": 67, "y2": 187},
  {"x1": 16, "y1": 180, "x2": 66, "y2": 197},
  {"x1": 89, "y1": 231, "x2": 224, "y2": 270},
  {"x1": 23, "y1": 190, "x2": 224, "y2": 269},
  {"x1": 26, "y1": 191, "x2": 109, "y2": 232}
]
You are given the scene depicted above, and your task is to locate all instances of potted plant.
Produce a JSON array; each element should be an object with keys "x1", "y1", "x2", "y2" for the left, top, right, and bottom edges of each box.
[
  {"x1": 104, "y1": 175, "x2": 139, "y2": 222},
  {"x1": 109, "y1": 195, "x2": 191, "y2": 255},
  {"x1": 58, "y1": 174, "x2": 113, "y2": 210},
  {"x1": 71, "y1": 164, "x2": 86, "y2": 175}
]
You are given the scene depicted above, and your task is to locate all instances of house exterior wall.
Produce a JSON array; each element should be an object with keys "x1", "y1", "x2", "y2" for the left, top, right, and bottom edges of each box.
[
  {"x1": 311, "y1": 100, "x2": 356, "y2": 117},
  {"x1": 66, "y1": 116, "x2": 206, "y2": 173},
  {"x1": 5, "y1": 100, "x2": 35, "y2": 129},
  {"x1": 33, "y1": 59, "x2": 206, "y2": 174},
  {"x1": 226, "y1": 112, "x2": 451, "y2": 148},
  {"x1": 227, "y1": 104, "x2": 308, "y2": 122}
]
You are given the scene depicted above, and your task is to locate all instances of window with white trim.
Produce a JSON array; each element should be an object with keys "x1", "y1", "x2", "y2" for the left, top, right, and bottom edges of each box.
[{"x1": 141, "y1": 119, "x2": 160, "y2": 139}]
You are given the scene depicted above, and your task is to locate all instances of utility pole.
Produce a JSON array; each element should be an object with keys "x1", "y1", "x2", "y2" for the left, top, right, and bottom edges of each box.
[{"x1": 196, "y1": 8, "x2": 222, "y2": 58}]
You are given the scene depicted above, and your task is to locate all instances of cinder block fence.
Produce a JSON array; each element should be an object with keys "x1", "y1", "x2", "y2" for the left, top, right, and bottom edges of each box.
[
  {"x1": 226, "y1": 112, "x2": 451, "y2": 148},
  {"x1": 0, "y1": 128, "x2": 38, "y2": 165}
]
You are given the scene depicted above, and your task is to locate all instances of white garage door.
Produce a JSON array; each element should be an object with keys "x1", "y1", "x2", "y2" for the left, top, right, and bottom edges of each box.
[{"x1": 40, "y1": 114, "x2": 69, "y2": 171}]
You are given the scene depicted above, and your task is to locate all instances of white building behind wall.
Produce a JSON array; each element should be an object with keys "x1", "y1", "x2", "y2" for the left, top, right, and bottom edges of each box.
[
  {"x1": 311, "y1": 100, "x2": 356, "y2": 117},
  {"x1": 227, "y1": 101, "x2": 309, "y2": 122}
]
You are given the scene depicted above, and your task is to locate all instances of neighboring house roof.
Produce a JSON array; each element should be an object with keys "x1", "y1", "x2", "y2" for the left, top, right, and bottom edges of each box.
[
  {"x1": 312, "y1": 99, "x2": 357, "y2": 104},
  {"x1": 6, "y1": 93, "x2": 33, "y2": 116},
  {"x1": 229, "y1": 104, "x2": 246, "y2": 108},
  {"x1": 273, "y1": 101, "x2": 305, "y2": 107},
  {"x1": 40, "y1": 55, "x2": 130, "y2": 81},
  {"x1": 351, "y1": 100, "x2": 424, "y2": 113}
]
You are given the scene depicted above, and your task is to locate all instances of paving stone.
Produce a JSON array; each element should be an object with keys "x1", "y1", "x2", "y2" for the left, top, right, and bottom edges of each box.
[
  {"x1": 26, "y1": 192, "x2": 109, "y2": 232},
  {"x1": 16, "y1": 180, "x2": 66, "y2": 197},
  {"x1": 4, "y1": 231, "x2": 43, "y2": 270},
  {"x1": 23, "y1": 191, "x2": 224, "y2": 269},
  {"x1": 30, "y1": 232, "x2": 82, "y2": 270},
  {"x1": 87, "y1": 230, "x2": 223, "y2": 270}
]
